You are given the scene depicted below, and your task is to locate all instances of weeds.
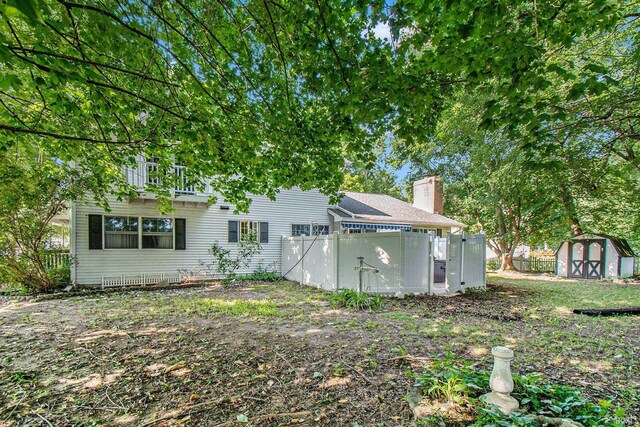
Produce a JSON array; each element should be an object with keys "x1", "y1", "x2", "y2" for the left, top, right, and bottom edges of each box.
[
  {"x1": 328, "y1": 289, "x2": 384, "y2": 311},
  {"x1": 413, "y1": 357, "x2": 626, "y2": 426}
]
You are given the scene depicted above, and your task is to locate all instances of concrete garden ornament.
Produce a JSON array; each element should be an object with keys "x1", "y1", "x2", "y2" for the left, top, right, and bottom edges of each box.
[{"x1": 481, "y1": 346, "x2": 519, "y2": 414}]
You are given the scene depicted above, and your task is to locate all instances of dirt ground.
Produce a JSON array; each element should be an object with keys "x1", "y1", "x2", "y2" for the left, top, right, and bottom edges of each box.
[{"x1": 1, "y1": 276, "x2": 639, "y2": 426}]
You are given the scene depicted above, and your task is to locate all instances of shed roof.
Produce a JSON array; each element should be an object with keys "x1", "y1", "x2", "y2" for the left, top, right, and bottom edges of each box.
[
  {"x1": 572, "y1": 233, "x2": 636, "y2": 257},
  {"x1": 334, "y1": 191, "x2": 465, "y2": 228}
]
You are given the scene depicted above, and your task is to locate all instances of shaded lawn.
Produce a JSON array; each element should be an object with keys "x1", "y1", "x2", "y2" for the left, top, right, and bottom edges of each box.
[{"x1": 0, "y1": 274, "x2": 638, "y2": 426}]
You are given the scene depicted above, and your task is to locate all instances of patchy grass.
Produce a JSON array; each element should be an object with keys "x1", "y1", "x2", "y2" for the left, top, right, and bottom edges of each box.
[
  {"x1": 0, "y1": 276, "x2": 638, "y2": 426},
  {"x1": 174, "y1": 297, "x2": 281, "y2": 317},
  {"x1": 488, "y1": 273, "x2": 640, "y2": 310}
]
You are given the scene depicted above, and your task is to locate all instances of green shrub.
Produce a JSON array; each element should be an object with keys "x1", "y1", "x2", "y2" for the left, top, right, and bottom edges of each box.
[
  {"x1": 236, "y1": 263, "x2": 280, "y2": 282},
  {"x1": 206, "y1": 236, "x2": 262, "y2": 286},
  {"x1": 413, "y1": 357, "x2": 626, "y2": 427},
  {"x1": 328, "y1": 289, "x2": 384, "y2": 311},
  {"x1": 236, "y1": 271, "x2": 280, "y2": 282}
]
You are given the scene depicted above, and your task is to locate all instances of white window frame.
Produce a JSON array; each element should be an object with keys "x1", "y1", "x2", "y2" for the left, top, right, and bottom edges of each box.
[
  {"x1": 102, "y1": 215, "x2": 177, "y2": 250},
  {"x1": 240, "y1": 220, "x2": 259, "y2": 241},
  {"x1": 312, "y1": 224, "x2": 330, "y2": 236},
  {"x1": 141, "y1": 217, "x2": 175, "y2": 249},
  {"x1": 103, "y1": 216, "x2": 139, "y2": 249},
  {"x1": 292, "y1": 224, "x2": 311, "y2": 237}
]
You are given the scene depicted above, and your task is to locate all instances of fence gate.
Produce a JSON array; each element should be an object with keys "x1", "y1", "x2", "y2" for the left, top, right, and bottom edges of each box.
[
  {"x1": 446, "y1": 232, "x2": 486, "y2": 293},
  {"x1": 446, "y1": 235, "x2": 463, "y2": 293}
]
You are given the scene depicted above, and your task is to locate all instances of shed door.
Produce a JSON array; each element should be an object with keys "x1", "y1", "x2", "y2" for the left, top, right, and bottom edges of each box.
[
  {"x1": 569, "y1": 240, "x2": 605, "y2": 279},
  {"x1": 585, "y1": 240, "x2": 605, "y2": 279},
  {"x1": 569, "y1": 242, "x2": 585, "y2": 278}
]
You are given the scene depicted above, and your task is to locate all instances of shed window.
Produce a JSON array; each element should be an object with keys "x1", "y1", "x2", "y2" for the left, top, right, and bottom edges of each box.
[
  {"x1": 104, "y1": 216, "x2": 139, "y2": 249},
  {"x1": 142, "y1": 218, "x2": 174, "y2": 249},
  {"x1": 292, "y1": 224, "x2": 311, "y2": 236}
]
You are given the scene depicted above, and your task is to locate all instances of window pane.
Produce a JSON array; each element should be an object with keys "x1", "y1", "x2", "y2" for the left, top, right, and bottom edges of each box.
[
  {"x1": 240, "y1": 221, "x2": 257, "y2": 241},
  {"x1": 104, "y1": 217, "x2": 138, "y2": 248},
  {"x1": 105, "y1": 216, "x2": 138, "y2": 232},
  {"x1": 142, "y1": 218, "x2": 155, "y2": 232},
  {"x1": 292, "y1": 224, "x2": 310, "y2": 236},
  {"x1": 142, "y1": 235, "x2": 173, "y2": 249},
  {"x1": 105, "y1": 216, "x2": 124, "y2": 231},
  {"x1": 105, "y1": 233, "x2": 138, "y2": 249},
  {"x1": 141, "y1": 218, "x2": 173, "y2": 249},
  {"x1": 313, "y1": 225, "x2": 329, "y2": 235},
  {"x1": 158, "y1": 218, "x2": 173, "y2": 232}
]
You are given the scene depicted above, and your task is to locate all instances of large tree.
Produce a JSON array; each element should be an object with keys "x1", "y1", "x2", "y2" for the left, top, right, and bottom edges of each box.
[
  {"x1": 1, "y1": 0, "x2": 634, "y2": 212},
  {"x1": 393, "y1": 90, "x2": 566, "y2": 270},
  {"x1": 0, "y1": 0, "x2": 396, "y2": 209},
  {"x1": 387, "y1": 1, "x2": 636, "y2": 151}
]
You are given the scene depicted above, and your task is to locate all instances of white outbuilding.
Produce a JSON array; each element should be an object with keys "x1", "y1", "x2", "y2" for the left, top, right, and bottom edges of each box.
[{"x1": 556, "y1": 234, "x2": 636, "y2": 279}]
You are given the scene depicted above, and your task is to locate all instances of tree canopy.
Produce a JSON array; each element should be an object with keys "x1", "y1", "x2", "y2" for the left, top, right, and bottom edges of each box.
[
  {"x1": 1, "y1": 0, "x2": 637, "y2": 233},
  {"x1": 1, "y1": 0, "x2": 395, "y2": 208}
]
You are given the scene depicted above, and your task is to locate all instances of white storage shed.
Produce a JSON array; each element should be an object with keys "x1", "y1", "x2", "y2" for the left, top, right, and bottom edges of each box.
[{"x1": 556, "y1": 234, "x2": 636, "y2": 279}]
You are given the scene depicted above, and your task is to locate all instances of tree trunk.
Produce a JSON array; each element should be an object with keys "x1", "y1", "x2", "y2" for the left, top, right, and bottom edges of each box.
[
  {"x1": 560, "y1": 186, "x2": 582, "y2": 236},
  {"x1": 500, "y1": 252, "x2": 517, "y2": 271}
]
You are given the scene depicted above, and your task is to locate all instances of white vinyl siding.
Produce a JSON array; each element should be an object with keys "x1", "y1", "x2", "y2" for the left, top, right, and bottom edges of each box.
[{"x1": 72, "y1": 189, "x2": 332, "y2": 285}]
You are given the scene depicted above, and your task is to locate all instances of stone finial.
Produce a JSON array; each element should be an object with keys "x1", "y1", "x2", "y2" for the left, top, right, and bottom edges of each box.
[{"x1": 481, "y1": 346, "x2": 519, "y2": 414}]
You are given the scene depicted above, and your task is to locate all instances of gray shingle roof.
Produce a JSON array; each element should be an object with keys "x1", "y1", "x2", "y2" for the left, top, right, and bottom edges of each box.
[
  {"x1": 573, "y1": 233, "x2": 636, "y2": 257},
  {"x1": 336, "y1": 192, "x2": 465, "y2": 228}
]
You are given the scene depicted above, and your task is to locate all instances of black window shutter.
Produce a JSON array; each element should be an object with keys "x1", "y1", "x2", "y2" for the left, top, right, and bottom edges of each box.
[
  {"x1": 175, "y1": 218, "x2": 186, "y2": 250},
  {"x1": 89, "y1": 214, "x2": 103, "y2": 250},
  {"x1": 228, "y1": 220, "x2": 238, "y2": 243},
  {"x1": 260, "y1": 222, "x2": 269, "y2": 243}
]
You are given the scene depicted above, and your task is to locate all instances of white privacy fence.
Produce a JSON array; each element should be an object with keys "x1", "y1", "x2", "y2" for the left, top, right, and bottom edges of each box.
[{"x1": 281, "y1": 231, "x2": 486, "y2": 296}]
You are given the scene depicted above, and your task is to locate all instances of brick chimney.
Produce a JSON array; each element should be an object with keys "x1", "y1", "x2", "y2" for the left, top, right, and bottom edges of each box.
[{"x1": 413, "y1": 176, "x2": 444, "y2": 214}]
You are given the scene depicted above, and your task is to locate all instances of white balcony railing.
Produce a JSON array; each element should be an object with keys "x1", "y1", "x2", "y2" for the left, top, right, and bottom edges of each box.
[{"x1": 125, "y1": 160, "x2": 197, "y2": 196}]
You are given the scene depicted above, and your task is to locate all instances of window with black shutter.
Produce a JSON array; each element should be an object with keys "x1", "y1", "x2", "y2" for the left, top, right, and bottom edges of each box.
[
  {"x1": 89, "y1": 214, "x2": 103, "y2": 250},
  {"x1": 175, "y1": 218, "x2": 186, "y2": 250},
  {"x1": 259, "y1": 222, "x2": 269, "y2": 243},
  {"x1": 228, "y1": 220, "x2": 238, "y2": 242}
]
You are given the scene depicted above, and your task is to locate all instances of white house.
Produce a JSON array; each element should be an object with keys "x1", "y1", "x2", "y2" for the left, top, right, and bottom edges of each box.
[
  {"x1": 556, "y1": 234, "x2": 636, "y2": 279},
  {"x1": 69, "y1": 159, "x2": 463, "y2": 286}
]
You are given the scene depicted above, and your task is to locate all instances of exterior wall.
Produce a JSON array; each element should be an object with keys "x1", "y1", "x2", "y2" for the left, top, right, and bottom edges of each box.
[
  {"x1": 556, "y1": 242, "x2": 568, "y2": 277},
  {"x1": 605, "y1": 239, "x2": 619, "y2": 278},
  {"x1": 620, "y1": 257, "x2": 635, "y2": 278},
  {"x1": 72, "y1": 189, "x2": 332, "y2": 285}
]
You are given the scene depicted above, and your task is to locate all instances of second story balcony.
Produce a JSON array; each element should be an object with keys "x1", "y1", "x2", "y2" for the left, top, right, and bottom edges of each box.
[{"x1": 124, "y1": 159, "x2": 212, "y2": 202}]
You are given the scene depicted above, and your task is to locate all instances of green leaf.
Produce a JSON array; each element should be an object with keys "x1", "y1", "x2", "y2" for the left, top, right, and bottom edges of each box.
[{"x1": 4, "y1": 0, "x2": 44, "y2": 25}]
